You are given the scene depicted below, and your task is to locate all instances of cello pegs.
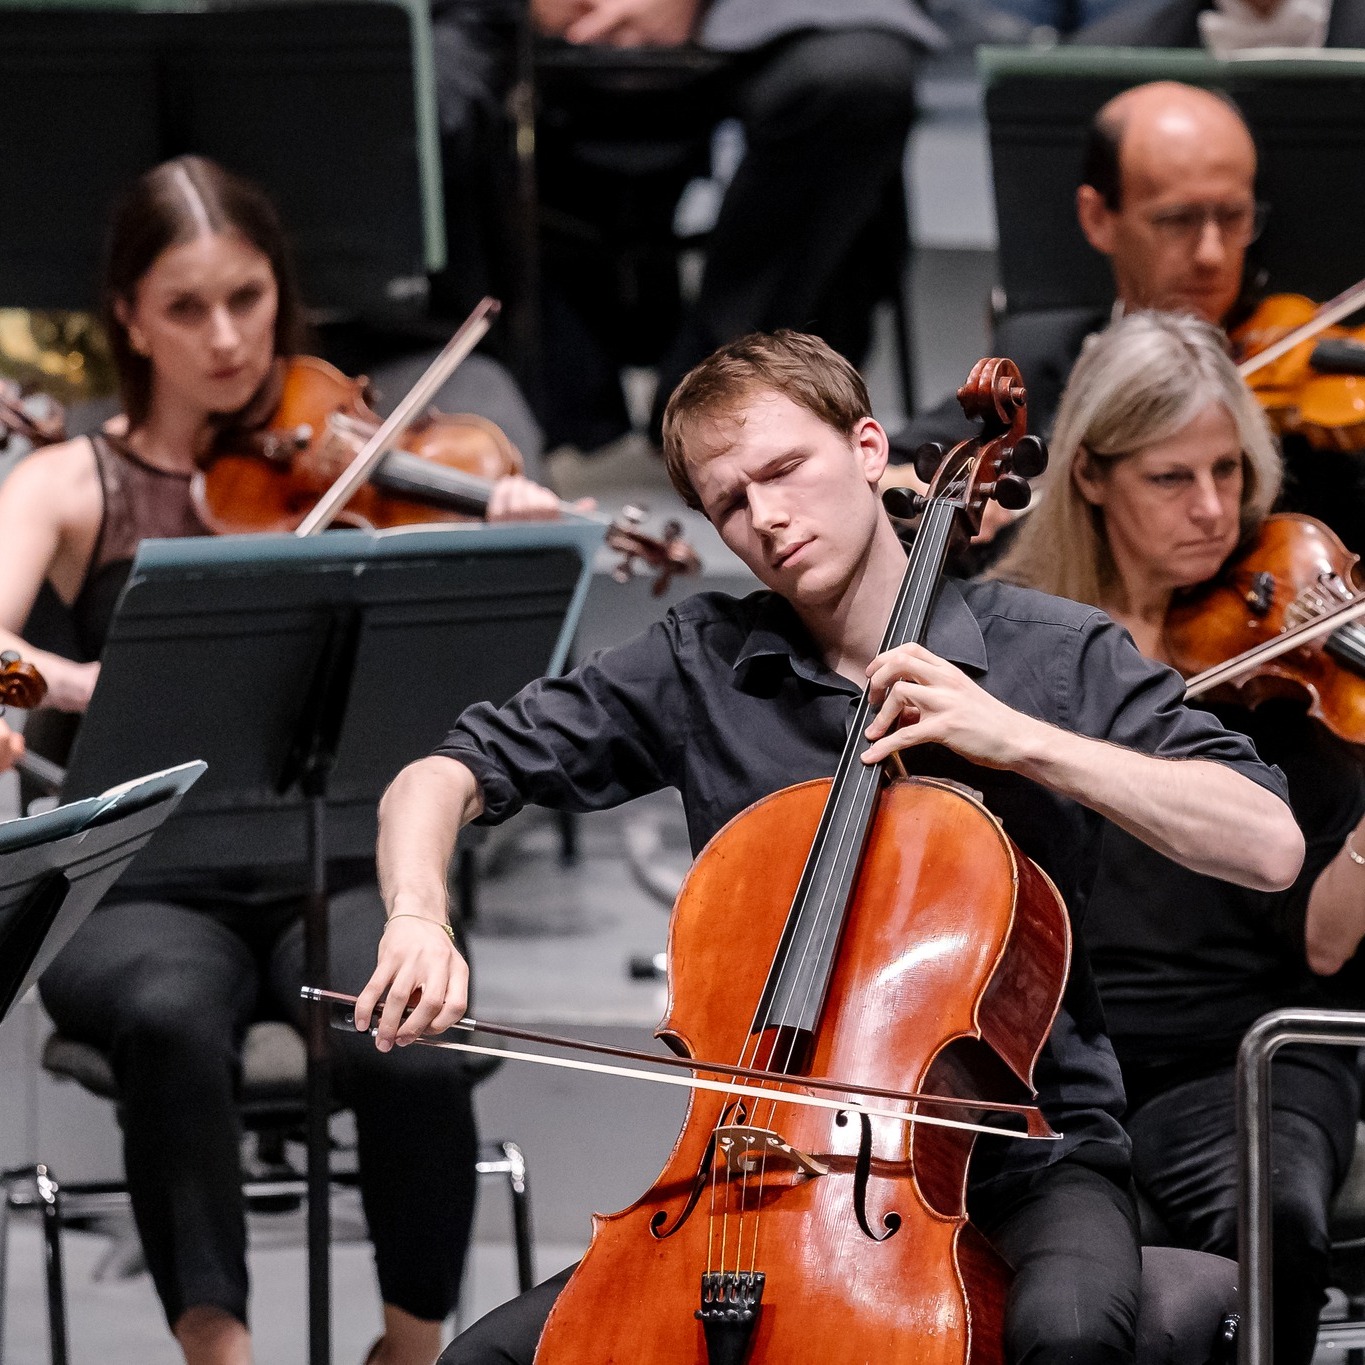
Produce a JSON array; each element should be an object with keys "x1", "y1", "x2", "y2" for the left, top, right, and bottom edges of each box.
[
  {"x1": 1008, "y1": 434, "x2": 1048, "y2": 480},
  {"x1": 992, "y1": 474, "x2": 1032, "y2": 511},
  {"x1": 882, "y1": 486, "x2": 926, "y2": 520},
  {"x1": 912, "y1": 442, "x2": 947, "y2": 483}
]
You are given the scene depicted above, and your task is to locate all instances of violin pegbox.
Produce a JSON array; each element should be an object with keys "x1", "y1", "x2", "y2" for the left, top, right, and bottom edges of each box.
[{"x1": 604, "y1": 506, "x2": 703, "y2": 597}]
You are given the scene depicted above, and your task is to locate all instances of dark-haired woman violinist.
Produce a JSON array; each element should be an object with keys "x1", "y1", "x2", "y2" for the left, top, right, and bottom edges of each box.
[{"x1": 0, "y1": 154, "x2": 561, "y2": 1365}]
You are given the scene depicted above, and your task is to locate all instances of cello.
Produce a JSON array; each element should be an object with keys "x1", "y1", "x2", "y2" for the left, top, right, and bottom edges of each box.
[{"x1": 454, "y1": 359, "x2": 1068, "y2": 1364}]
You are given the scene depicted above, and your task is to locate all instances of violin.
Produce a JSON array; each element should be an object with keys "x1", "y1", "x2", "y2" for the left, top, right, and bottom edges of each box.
[
  {"x1": 1231, "y1": 278, "x2": 1365, "y2": 451},
  {"x1": 1165, "y1": 513, "x2": 1365, "y2": 747},
  {"x1": 0, "y1": 379, "x2": 67, "y2": 451},
  {"x1": 0, "y1": 652, "x2": 64, "y2": 794},
  {"x1": 0, "y1": 651, "x2": 47, "y2": 709},
  {"x1": 198, "y1": 349, "x2": 700, "y2": 594},
  {"x1": 400, "y1": 359, "x2": 1061, "y2": 1364}
]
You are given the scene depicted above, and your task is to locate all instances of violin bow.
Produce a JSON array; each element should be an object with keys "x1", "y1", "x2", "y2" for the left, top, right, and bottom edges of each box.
[
  {"x1": 303, "y1": 987, "x2": 1058, "y2": 1142},
  {"x1": 293, "y1": 297, "x2": 501, "y2": 537},
  {"x1": 1237, "y1": 276, "x2": 1365, "y2": 379}
]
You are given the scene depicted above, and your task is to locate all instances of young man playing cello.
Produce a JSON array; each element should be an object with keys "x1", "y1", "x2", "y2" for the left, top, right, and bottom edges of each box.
[{"x1": 361, "y1": 331, "x2": 1303, "y2": 1363}]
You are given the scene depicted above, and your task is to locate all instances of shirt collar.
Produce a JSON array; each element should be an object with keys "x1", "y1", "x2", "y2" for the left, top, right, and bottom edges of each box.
[{"x1": 733, "y1": 577, "x2": 989, "y2": 688}]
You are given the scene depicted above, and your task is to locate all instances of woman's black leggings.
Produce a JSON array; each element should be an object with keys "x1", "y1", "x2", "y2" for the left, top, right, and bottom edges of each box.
[{"x1": 40, "y1": 882, "x2": 477, "y2": 1329}]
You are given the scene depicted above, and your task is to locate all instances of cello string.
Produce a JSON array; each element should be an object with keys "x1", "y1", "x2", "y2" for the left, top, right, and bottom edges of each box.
[
  {"x1": 770, "y1": 492, "x2": 957, "y2": 1087},
  {"x1": 705, "y1": 476, "x2": 967, "y2": 1276},
  {"x1": 742, "y1": 491, "x2": 960, "y2": 1262},
  {"x1": 753, "y1": 493, "x2": 953, "y2": 1130}
]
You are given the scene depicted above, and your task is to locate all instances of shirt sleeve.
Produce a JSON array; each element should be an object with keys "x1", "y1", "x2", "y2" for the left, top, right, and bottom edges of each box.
[
  {"x1": 430, "y1": 616, "x2": 687, "y2": 825},
  {"x1": 1065, "y1": 610, "x2": 1292, "y2": 805}
]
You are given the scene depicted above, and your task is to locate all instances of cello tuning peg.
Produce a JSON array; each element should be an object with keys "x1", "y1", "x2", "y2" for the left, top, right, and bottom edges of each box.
[
  {"x1": 911, "y1": 442, "x2": 946, "y2": 484},
  {"x1": 993, "y1": 473, "x2": 1032, "y2": 511},
  {"x1": 882, "y1": 486, "x2": 926, "y2": 520},
  {"x1": 1007, "y1": 434, "x2": 1048, "y2": 480}
]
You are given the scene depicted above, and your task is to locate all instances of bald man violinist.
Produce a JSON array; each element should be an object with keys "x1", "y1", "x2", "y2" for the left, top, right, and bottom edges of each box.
[{"x1": 898, "y1": 79, "x2": 1365, "y2": 555}]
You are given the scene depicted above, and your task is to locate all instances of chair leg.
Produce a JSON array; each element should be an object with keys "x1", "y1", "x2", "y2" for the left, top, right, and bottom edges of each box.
[
  {"x1": 35, "y1": 1167, "x2": 68, "y2": 1365},
  {"x1": 0, "y1": 1170, "x2": 13, "y2": 1365},
  {"x1": 476, "y1": 1141, "x2": 535, "y2": 1293},
  {"x1": 0, "y1": 1166, "x2": 69, "y2": 1365},
  {"x1": 502, "y1": 1142, "x2": 534, "y2": 1294}
]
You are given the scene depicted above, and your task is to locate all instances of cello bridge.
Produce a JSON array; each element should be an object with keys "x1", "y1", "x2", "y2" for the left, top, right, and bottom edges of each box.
[{"x1": 714, "y1": 1125, "x2": 829, "y2": 1178}]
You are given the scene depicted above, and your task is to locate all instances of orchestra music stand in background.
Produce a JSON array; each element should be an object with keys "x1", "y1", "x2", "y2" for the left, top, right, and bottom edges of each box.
[
  {"x1": 0, "y1": 762, "x2": 206, "y2": 1365},
  {"x1": 57, "y1": 521, "x2": 604, "y2": 1365}
]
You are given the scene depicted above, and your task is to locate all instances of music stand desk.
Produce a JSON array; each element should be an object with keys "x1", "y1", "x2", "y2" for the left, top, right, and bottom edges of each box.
[{"x1": 58, "y1": 520, "x2": 602, "y2": 1365}]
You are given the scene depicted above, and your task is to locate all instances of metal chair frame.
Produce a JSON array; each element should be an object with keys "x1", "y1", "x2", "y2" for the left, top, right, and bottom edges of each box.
[
  {"x1": 1, "y1": 1138, "x2": 533, "y2": 1365},
  {"x1": 1237, "y1": 1006, "x2": 1365, "y2": 1365}
]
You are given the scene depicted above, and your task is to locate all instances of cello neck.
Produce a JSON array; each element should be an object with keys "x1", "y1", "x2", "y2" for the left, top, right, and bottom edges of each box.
[{"x1": 752, "y1": 493, "x2": 963, "y2": 1039}]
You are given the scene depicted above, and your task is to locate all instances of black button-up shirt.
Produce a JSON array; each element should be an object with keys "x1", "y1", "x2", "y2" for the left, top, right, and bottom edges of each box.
[
  {"x1": 435, "y1": 577, "x2": 1290, "y2": 1182},
  {"x1": 1085, "y1": 699, "x2": 1364, "y2": 1165}
]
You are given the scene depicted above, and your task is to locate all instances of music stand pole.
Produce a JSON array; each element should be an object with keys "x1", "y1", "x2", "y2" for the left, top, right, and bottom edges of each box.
[{"x1": 57, "y1": 522, "x2": 603, "y2": 1365}]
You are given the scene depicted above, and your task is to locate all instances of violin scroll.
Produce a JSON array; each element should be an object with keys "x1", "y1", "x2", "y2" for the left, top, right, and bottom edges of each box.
[
  {"x1": 0, "y1": 380, "x2": 67, "y2": 451},
  {"x1": 0, "y1": 651, "x2": 48, "y2": 710},
  {"x1": 605, "y1": 507, "x2": 702, "y2": 596}
]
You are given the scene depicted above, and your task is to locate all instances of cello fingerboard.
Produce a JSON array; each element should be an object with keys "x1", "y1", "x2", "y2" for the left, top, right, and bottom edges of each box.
[{"x1": 753, "y1": 492, "x2": 962, "y2": 1038}]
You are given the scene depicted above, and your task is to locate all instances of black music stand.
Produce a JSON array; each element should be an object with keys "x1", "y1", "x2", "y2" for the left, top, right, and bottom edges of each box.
[
  {"x1": 0, "y1": 761, "x2": 206, "y2": 1365},
  {"x1": 58, "y1": 520, "x2": 602, "y2": 1365}
]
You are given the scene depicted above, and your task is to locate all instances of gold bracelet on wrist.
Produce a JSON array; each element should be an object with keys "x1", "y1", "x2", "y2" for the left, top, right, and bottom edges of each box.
[
  {"x1": 1345, "y1": 833, "x2": 1365, "y2": 868},
  {"x1": 385, "y1": 913, "x2": 456, "y2": 945}
]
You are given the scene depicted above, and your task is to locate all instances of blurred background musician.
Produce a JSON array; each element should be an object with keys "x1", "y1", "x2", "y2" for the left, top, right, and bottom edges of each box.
[
  {"x1": 994, "y1": 309, "x2": 1365, "y2": 1365},
  {"x1": 430, "y1": 0, "x2": 932, "y2": 450},
  {"x1": 898, "y1": 78, "x2": 1365, "y2": 554},
  {"x1": 1073, "y1": 0, "x2": 1365, "y2": 53},
  {"x1": 0, "y1": 155, "x2": 562, "y2": 1365}
]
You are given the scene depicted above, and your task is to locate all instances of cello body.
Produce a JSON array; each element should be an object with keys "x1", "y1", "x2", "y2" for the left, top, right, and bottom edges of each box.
[{"x1": 536, "y1": 776, "x2": 1070, "y2": 1365}]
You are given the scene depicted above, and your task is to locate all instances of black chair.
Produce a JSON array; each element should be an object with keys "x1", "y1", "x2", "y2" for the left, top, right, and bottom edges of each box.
[
  {"x1": 0, "y1": 2, "x2": 434, "y2": 315},
  {"x1": 0, "y1": 1022, "x2": 534, "y2": 1365}
]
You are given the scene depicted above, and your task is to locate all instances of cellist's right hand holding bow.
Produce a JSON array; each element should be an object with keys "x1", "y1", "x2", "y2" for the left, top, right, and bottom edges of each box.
[{"x1": 355, "y1": 900, "x2": 470, "y2": 1052}]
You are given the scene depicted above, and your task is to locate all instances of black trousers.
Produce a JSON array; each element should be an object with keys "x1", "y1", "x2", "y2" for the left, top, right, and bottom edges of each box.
[
  {"x1": 1127, "y1": 1050, "x2": 1360, "y2": 1365},
  {"x1": 438, "y1": 1158, "x2": 1141, "y2": 1364},
  {"x1": 431, "y1": 14, "x2": 919, "y2": 448},
  {"x1": 39, "y1": 883, "x2": 478, "y2": 1329}
]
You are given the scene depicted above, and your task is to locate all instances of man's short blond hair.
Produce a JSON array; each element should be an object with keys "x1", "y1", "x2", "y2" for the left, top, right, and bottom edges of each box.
[{"x1": 661, "y1": 331, "x2": 872, "y2": 511}]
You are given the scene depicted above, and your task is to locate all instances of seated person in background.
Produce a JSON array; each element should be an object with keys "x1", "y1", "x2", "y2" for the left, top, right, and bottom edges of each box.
[
  {"x1": 1073, "y1": 0, "x2": 1365, "y2": 54},
  {"x1": 431, "y1": 0, "x2": 932, "y2": 449},
  {"x1": 0, "y1": 155, "x2": 563, "y2": 1365},
  {"x1": 362, "y1": 328, "x2": 1304, "y2": 1365},
  {"x1": 899, "y1": 79, "x2": 1365, "y2": 552},
  {"x1": 995, "y1": 310, "x2": 1365, "y2": 1365}
]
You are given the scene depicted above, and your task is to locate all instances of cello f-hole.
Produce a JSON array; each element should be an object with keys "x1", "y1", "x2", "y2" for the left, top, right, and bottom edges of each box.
[
  {"x1": 852, "y1": 1111, "x2": 903, "y2": 1243},
  {"x1": 652, "y1": 1125, "x2": 726, "y2": 1241}
]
